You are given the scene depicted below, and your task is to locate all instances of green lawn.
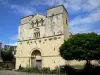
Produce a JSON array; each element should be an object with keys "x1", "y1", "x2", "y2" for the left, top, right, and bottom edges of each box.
[{"x1": 71, "y1": 65, "x2": 84, "y2": 69}]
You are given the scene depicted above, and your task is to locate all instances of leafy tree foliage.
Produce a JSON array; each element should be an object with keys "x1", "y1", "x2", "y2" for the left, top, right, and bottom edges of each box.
[
  {"x1": 1, "y1": 47, "x2": 14, "y2": 61},
  {"x1": 60, "y1": 32, "x2": 100, "y2": 61}
]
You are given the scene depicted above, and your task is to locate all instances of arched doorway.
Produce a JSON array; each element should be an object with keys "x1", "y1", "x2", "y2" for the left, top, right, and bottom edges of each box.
[{"x1": 31, "y1": 50, "x2": 42, "y2": 69}]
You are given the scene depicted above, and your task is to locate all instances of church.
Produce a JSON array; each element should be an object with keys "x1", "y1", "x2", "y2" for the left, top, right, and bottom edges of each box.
[{"x1": 16, "y1": 5, "x2": 69, "y2": 70}]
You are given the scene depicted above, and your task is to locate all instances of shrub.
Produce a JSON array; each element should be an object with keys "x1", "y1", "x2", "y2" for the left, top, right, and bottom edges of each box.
[
  {"x1": 40, "y1": 67, "x2": 50, "y2": 73},
  {"x1": 19, "y1": 67, "x2": 39, "y2": 73},
  {"x1": 18, "y1": 66, "x2": 68, "y2": 74},
  {"x1": 51, "y1": 67, "x2": 59, "y2": 74}
]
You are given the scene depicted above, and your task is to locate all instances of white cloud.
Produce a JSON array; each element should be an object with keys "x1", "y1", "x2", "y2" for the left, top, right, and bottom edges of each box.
[
  {"x1": 9, "y1": 4, "x2": 36, "y2": 16},
  {"x1": 70, "y1": 24, "x2": 90, "y2": 34},
  {"x1": 64, "y1": 0, "x2": 83, "y2": 12},
  {"x1": 0, "y1": 0, "x2": 100, "y2": 34},
  {"x1": 30, "y1": 0, "x2": 64, "y2": 6},
  {"x1": 1, "y1": 0, "x2": 99, "y2": 15},
  {"x1": 70, "y1": 10, "x2": 100, "y2": 27},
  {"x1": 87, "y1": 0, "x2": 100, "y2": 9},
  {"x1": 7, "y1": 42, "x2": 17, "y2": 46},
  {"x1": 10, "y1": 34, "x2": 18, "y2": 41},
  {"x1": 0, "y1": 0, "x2": 36, "y2": 16},
  {"x1": 45, "y1": 0, "x2": 64, "y2": 6},
  {"x1": 29, "y1": 0, "x2": 100, "y2": 15},
  {"x1": 69, "y1": 10, "x2": 100, "y2": 34},
  {"x1": 95, "y1": 29, "x2": 100, "y2": 34},
  {"x1": 82, "y1": 0, "x2": 100, "y2": 11},
  {"x1": 7, "y1": 34, "x2": 18, "y2": 46}
]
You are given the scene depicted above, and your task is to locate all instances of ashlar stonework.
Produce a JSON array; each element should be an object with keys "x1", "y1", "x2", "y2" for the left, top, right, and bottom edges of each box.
[{"x1": 16, "y1": 5, "x2": 69, "y2": 70}]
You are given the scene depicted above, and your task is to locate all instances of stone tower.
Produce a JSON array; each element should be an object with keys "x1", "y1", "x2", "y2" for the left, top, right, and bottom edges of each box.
[{"x1": 16, "y1": 5, "x2": 69, "y2": 70}]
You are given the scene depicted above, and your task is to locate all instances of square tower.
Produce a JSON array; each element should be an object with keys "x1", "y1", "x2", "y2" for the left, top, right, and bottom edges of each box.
[
  {"x1": 45, "y1": 5, "x2": 69, "y2": 40},
  {"x1": 16, "y1": 5, "x2": 69, "y2": 70}
]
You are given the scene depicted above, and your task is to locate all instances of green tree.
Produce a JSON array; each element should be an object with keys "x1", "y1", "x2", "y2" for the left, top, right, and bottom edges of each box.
[
  {"x1": 60, "y1": 32, "x2": 100, "y2": 63},
  {"x1": 1, "y1": 47, "x2": 14, "y2": 61}
]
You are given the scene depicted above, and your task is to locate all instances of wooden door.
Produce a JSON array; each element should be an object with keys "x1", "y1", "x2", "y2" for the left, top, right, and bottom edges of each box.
[{"x1": 36, "y1": 60, "x2": 42, "y2": 69}]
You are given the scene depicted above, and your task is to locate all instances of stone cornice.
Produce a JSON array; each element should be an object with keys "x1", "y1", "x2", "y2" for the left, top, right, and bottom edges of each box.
[
  {"x1": 16, "y1": 55, "x2": 60, "y2": 58},
  {"x1": 18, "y1": 34, "x2": 64, "y2": 42}
]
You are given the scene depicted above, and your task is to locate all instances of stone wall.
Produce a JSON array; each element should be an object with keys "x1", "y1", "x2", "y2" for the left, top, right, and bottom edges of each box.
[
  {"x1": 16, "y1": 35, "x2": 65, "y2": 69},
  {"x1": 18, "y1": 5, "x2": 68, "y2": 41},
  {"x1": 16, "y1": 5, "x2": 69, "y2": 70}
]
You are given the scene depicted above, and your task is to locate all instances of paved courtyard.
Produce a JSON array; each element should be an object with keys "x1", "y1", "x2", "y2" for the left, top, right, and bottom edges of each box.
[{"x1": 0, "y1": 70, "x2": 66, "y2": 75}]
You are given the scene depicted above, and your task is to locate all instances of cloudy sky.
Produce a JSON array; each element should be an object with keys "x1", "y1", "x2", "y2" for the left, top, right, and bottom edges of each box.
[{"x1": 0, "y1": 0, "x2": 100, "y2": 46}]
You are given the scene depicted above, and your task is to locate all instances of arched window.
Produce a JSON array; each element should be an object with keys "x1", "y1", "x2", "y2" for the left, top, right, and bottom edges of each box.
[{"x1": 34, "y1": 32, "x2": 40, "y2": 39}]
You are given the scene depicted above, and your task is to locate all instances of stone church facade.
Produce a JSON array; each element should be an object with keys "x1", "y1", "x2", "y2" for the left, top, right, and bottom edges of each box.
[{"x1": 16, "y1": 5, "x2": 69, "y2": 70}]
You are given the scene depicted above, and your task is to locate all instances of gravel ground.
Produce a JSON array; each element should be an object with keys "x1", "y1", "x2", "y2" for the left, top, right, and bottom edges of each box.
[{"x1": 0, "y1": 70, "x2": 66, "y2": 75}]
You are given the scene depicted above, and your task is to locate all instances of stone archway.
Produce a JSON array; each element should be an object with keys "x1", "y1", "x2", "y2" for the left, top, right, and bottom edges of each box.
[{"x1": 31, "y1": 50, "x2": 42, "y2": 69}]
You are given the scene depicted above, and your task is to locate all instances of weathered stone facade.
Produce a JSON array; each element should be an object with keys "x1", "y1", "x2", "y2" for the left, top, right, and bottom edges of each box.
[{"x1": 16, "y1": 5, "x2": 69, "y2": 70}]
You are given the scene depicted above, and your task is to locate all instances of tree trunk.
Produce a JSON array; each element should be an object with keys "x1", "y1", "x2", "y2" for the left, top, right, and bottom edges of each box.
[
  {"x1": 86, "y1": 60, "x2": 90, "y2": 64},
  {"x1": 86, "y1": 60, "x2": 91, "y2": 67}
]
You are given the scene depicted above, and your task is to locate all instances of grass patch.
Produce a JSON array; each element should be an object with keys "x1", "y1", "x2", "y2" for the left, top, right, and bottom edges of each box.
[{"x1": 71, "y1": 65, "x2": 84, "y2": 69}]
